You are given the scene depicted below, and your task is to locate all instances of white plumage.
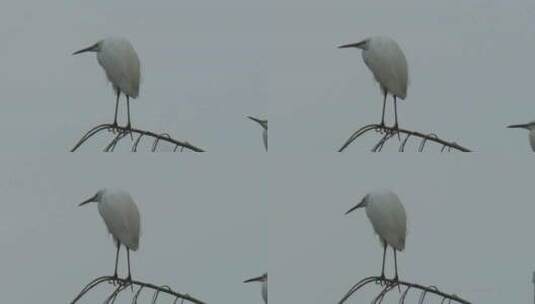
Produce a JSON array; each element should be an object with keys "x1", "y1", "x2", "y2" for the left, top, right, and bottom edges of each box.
[
  {"x1": 97, "y1": 189, "x2": 141, "y2": 250},
  {"x1": 339, "y1": 36, "x2": 409, "y2": 128},
  {"x1": 73, "y1": 37, "x2": 141, "y2": 129},
  {"x1": 97, "y1": 38, "x2": 140, "y2": 99},
  {"x1": 79, "y1": 188, "x2": 141, "y2": 280},
  {"x1": 508, "y1": 121, "x2": 535, "y2": 151},
  {"x1": 364, "y1": 190, "x2": 406, "y2": 251},
  {"x1": 346, "y1": 189, "x2": 407, "y2": 280}
]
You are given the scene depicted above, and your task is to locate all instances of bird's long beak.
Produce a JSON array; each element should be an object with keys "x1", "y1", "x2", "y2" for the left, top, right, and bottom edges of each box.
[
  {"x1": 338, "y1": 40, "x2": 366, "y2": 49},
  {"x1": 247, "y1": 116, "x2": 262, "y2": 124},
  {"x1": 247, "y1": 116, "x2": 267, "y2": 130},
  {"x1": 507, "y1": 123, "x2": 529, "y2": 129},
  {"x1": 72, "y1": 43, "x2": 98, "y2": 55},
  {"x1": 78, "y1": 194, "x2": 97, "y2": 206},
  {"x1": 244, "y1": 275, "x2": 264, "y2": 283},
  {"x1": 345, "y1": 199, "x2": 365, "y2": 215}
]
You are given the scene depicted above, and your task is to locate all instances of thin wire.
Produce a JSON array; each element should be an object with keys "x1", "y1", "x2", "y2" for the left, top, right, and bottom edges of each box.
[{"x1": 71, "y1": 124, "x2": 205, "y2": 152}]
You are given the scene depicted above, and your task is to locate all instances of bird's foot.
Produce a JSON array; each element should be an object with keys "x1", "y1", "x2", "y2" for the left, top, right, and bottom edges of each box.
[
  {"x1": 109, "y1": 274, "x2": 119, "y2": 286},
  {"x1": 392, "y1": 276, "x2": 401, "y2": 292},
  {"x1": 377, "y1": 123, "x2": 387, "y2": 135},
  {"x1": 393, "y1": 124, "x2": 401, "y2": 141},
  {"x1": 110, "y1": 122, "x2": 120, "y2": 134},
  {"x1": 126, "y1": 124, "x2": 134, "y2": 140},
  {"x1": 125, "y1": 275, "x2": 134, "y2": 291},
  {"x1": 376, "y1": 274, "x2": 387, "y2": 286}
]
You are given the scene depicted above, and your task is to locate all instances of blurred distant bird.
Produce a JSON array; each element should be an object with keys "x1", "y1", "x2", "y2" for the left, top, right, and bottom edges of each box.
[
  {"x1": 507, "y1": 121, "x2": 535, "y2": 151},
  {"x1": 73, "y1": 37, "x2": 141, "y2": 130},
  {"x1": 79, "y1": 188, "x2": 141, "y2": 281},
  {"x1": 339, "y1": 36, "x2": 409, "y2": 130},
  {"x1": 346, "y1": 190, "x2": 407, "y2": 281},
  {"x1": 248, "y1": 116, "x2": 268, "y2": 151},
  {"x1": 244, "y1": 273, "x2": 267, "y2": 303}
]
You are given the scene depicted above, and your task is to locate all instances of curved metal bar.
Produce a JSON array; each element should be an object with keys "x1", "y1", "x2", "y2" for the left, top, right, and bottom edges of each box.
[
  {"x1": 69, "y1": 276, "x2": 207, "y2": 304},
  {"x1": 71, "y1": 124, "x2": 205, "y2": 152},
  {"x1": 338, "y1": 124, "x2": 471, "y2": 152},
  {"x1": 338, "y1": 276, "x2": 471, "y2": 304}
]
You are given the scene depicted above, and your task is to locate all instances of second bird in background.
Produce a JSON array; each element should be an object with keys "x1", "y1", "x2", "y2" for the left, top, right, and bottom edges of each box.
[
  {"x1": 244, "y1": 273, "x2": 268, "y2": 304},
  {"x1": 507, "y1": 121, "x2": 535, "y2": 151},
  {"x1": 248, "y1": 116, "x2": 268, "y2": 151}
]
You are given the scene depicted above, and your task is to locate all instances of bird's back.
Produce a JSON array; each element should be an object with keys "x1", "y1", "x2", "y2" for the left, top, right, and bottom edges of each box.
[
  {"x1": 365, "y1": 190, "x2": 407, "y2": 251},
  {"x1": 97, "y1": 37, "x2": 140, "y2": 98},
  {"x1": 362, "y1": 36, "x2": 408, "y2": 99},
  {"x1": 98, "y1": 189, "x2": 141, "y2": 250}
]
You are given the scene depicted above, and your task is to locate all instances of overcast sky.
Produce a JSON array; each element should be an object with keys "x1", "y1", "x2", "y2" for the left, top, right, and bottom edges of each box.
[
  {"x1": 0, "y1": 0, "x2": 269, "y2": 152},
  {"x1": 270, "y1": 154, "x2": 535, "y2": 304},
  {"x1": 269, "y1": 0, "x2": 535, "y2": 152},
  {"x1": 1, "y1": 1, "x2": 535, "y2": 304},
  {"x1": 0, "y1": 154, "x2": 267, "y2": 303}
]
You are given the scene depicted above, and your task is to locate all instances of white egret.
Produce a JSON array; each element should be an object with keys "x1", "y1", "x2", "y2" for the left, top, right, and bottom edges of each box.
[
  {"x1": 507, "y1": 121, "x2": 535, "y2": 151},
  {"x1": 247, "y1": 116, "x2": 268, "y2": 151},
  {"x1": 73, "y1": 37, "x2": 141, "y2": 129},
  {"x1": 339, "y1": 36, "x2": 409, "y2": 129},
  {"x1": 79, "y1": 188, "x2": 141, "y2": 281},
  {"x1": 345, "y1": 190, "x2": 407, "y2": 280},
  {"x1": 244, "y1": 273, "x2": 267, "y2": 303}
]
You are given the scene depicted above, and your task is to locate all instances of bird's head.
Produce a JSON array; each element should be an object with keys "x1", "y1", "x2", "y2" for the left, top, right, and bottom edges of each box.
[
  {"x1": 507, "y1": 121, "x2": 535, "y2": 131},
  {"x1": 338, "y1": 39, "x2": 370, "y2": 50},
  {"x1": 72, "y1": 40, "x2": 103, "y2": 55},
  {"x1": 244, "y1": 273, "x2": 267, "y2": 283},
  {"x1": 345, "y1": 194, "x2": 369, "y2": 215},
  {"x1": 78, "y1": 189, "x2": 105, "y2": 206},
  {"x1": 247, "y1": 116, "x2": 268, "y2": 130}
]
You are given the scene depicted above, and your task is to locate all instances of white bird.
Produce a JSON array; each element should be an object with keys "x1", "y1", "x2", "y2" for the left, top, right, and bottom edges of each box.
[
  {"x1": 244, "y1": 273, "x2": 267, "y2": 303},
  {"x1": 247, "y1": 116, "x2": 268, "y2": 151},
  {"x1": 345, "y1": 190, "x2": 407, "y2": 281},
  {"x1": 79, "y1": 188, "x2": 141, "y2": 281},
  {"x1": 507, "y1": 121, "x2": 535, "y2": 151},
  {"x1": 339, "y1": 36, "x2": 409, "y2": 129},
  {"x1": 73, "y1": 37, "x2": 141, "y2": 130}
]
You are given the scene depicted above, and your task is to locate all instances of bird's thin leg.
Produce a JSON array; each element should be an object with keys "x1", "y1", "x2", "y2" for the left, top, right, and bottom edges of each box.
[
  {"x1": 380, "y1": 90, "x2": 387, "y2": 130},
  {"x1": 126, "y1": 96, "x2": 133, "y2": 140},
  {"x1": 127, "y1": 248, "x2": 134, "y2": 291},
  {"x1": 112, "y1": 241, "x2": 120, "y2": 285},
  {"x1": 113, "y1": 90, "x2": 120, "y2": 130},
  {"x1": 126, "y1": 96, "x2": 132, "y2": 129},
  {"x1": 393, "y1": 249, "x2": 399, "y2": 281},
  {"x1": 393, "y1": 96, "x2": 400, "y2": 140},
  {"x1": 393, "y1": 248, "x2": 401, "y2": 292},
  {"x1": 126, "y1": 248, "x2": 132, "y2": 281},
  {"x1": 378, "y1": 242, "x2": 387, "y2": 285}
]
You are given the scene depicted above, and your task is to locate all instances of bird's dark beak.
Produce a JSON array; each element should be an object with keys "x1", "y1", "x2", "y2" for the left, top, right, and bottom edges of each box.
[
  {"x1": 244, "y1": 275, "x2": 263, "y2": 283},
  {"x1": 345, "y1": 199, "x2": 365, "y2": 215},
  {"x1": 338, "y1": 40, "x2": 366, "y2": 49},
  {"x1": 507, "y1": 124, "x2": 528, "y2": 129},
  {"x1": 78, "y1": 194, "x2": 97, "y2": 206},
  {"x1": 72, "y1": 43, "x2": 98, "y2": 55},
  {"x1": 247, "y1": 116, "x2": 262, "y2": 124}
]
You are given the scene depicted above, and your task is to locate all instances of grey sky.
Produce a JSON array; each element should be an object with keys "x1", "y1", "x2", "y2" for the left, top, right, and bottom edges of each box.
[
  {"x1": 0, "y1": 154, "x2": 267, "y2": 303},
  {"x1": 270, "y1": 154, "x2": 534, "y2": 304},
  {"x1": 1, "y1": 1, "x2": 535, "y2": 304},
  {"x1": 269, "y1": 0, "x2": 535, "y2": 152},
  {"x1": 0, "y1": 0, "x2": 268, "y2": 152}
]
